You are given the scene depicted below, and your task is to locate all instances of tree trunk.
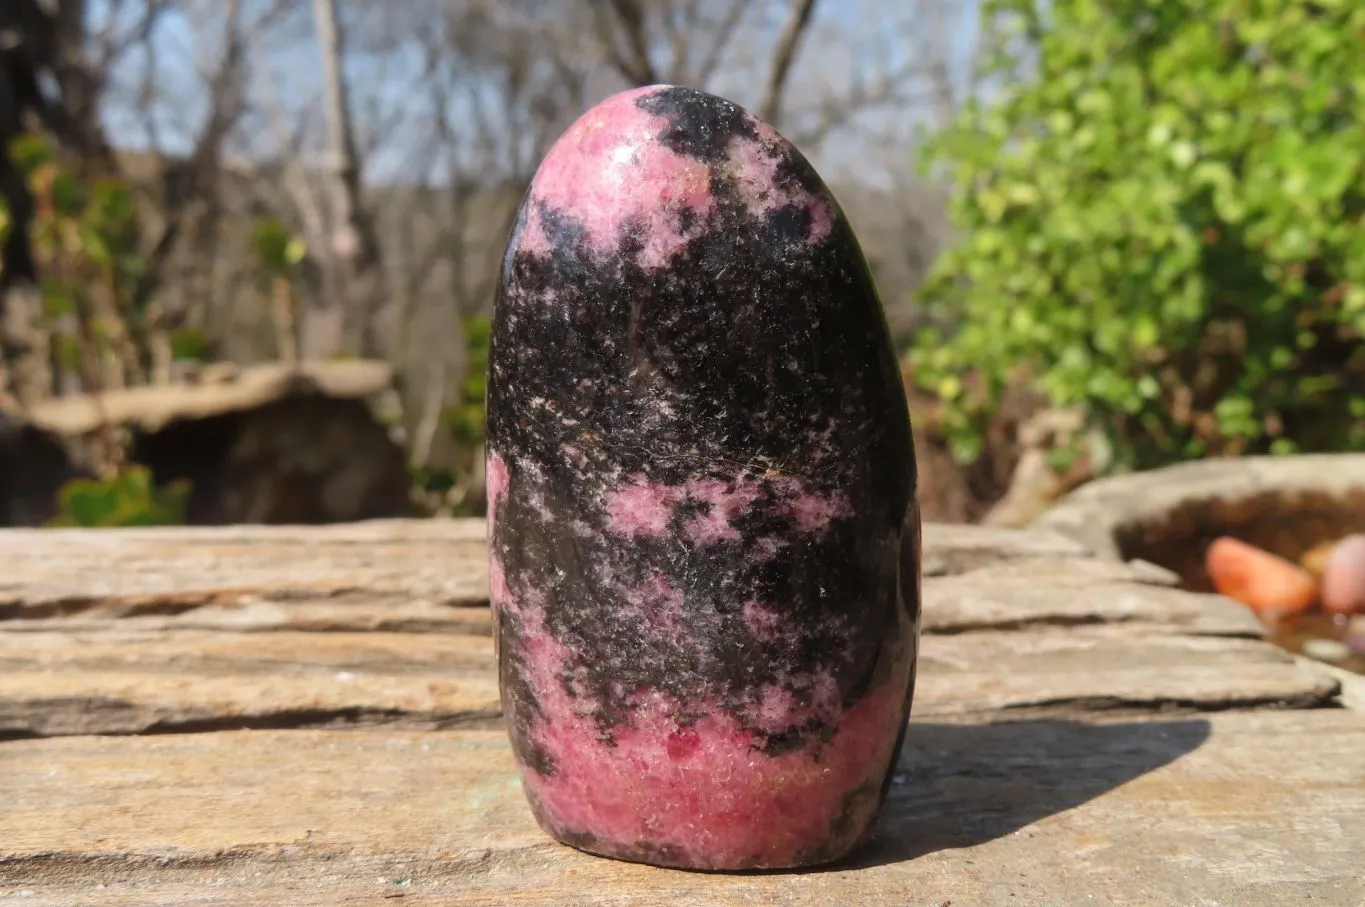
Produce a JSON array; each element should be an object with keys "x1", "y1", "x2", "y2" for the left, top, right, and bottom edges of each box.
[{"x1": 310, "y1": 0, "x2": 388, "y2": 361}]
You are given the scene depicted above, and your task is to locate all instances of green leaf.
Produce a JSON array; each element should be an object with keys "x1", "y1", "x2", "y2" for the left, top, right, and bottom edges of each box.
[
  {"x1": 284, "y1": 237, "x2": 308, "y2": 266},
  {"x1": 170, "y1": 328, "x2": 212, "y2": 362},
  {"x1": 89, "y1": 180, "x2": 135, "y2": 228},
  {"x1": 77, "y1": 225, "x2": 112, "y2": 266},
  {"x1": 47, "y1": 466, "x2": 189, "y2": 528},
  {"x1": 252, "y1": 219, "x2": 301, "y2": 274},
  {"x1": 912, "y1": 0, "x2": 1365, "y2": 471},
  {"x1": 49, "y1": 172, "x2": 85, "y2": 218},
  {"x1": 9, "y1": 134, "x2": 54, "y2": 172}
]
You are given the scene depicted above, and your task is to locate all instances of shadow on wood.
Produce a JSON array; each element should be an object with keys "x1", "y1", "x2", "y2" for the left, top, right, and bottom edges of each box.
[{"x1": 853, "y1": 717, "x2": 1212, "y2": 866}]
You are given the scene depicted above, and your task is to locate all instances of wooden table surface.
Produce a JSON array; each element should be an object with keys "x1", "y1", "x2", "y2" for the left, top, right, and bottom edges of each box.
[{"x1": 2, "y1": 519, "x2": 1362, "y2": 906}]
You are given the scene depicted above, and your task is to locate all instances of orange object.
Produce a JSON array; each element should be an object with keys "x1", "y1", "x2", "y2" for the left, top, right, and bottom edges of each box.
[{"x1": 1205, "y1": 536, "x2": 1319, "y2": 615}]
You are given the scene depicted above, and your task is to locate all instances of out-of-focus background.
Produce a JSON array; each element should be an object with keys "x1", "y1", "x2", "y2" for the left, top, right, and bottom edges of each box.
[{"x1": 0, "y1": 0, "x2": 1359, "y2": 532}]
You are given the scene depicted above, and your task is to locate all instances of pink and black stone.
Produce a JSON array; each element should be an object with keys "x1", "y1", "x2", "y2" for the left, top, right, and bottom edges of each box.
[{"x1": 486, "y1": 85, "x2": 920, "y2": 871}]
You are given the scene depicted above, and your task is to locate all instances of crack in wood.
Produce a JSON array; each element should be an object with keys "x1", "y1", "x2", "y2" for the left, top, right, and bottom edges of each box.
[{"x1": 0, "y1": 703, "x2": 503, "y2": 741}]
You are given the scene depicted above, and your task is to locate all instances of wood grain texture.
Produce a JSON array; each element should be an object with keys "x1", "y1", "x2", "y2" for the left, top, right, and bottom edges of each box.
[
  {"x1": 0, "y1": 631, "x2": 501, "y2": 737},
  {"x1": 0, "y1": 519, "x2": 1100, "y2": 616},
  {"x1": 921, "y1": 557, "x2": 1261, "y2": 636},
  {"x1": 916, "y1": 631, "x2": 1339, "y2": 716},
  {"x1": 0, "y1": 628, "x2": 1337, "y2": 739},
  {"x1": 0, "y1": 518, "x2": 1360, "y2": 905},
  {"x1": 2, "y1": 712, "x2": 1362, "y2": 906},
  {"x1": 0, "y1": 520, "x2": 491, "y2": 619}
]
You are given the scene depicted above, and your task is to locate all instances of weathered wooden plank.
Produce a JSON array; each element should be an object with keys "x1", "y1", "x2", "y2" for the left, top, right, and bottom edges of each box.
[
  {"x1": 0, "y1": 628, "x2": 496, "y2": 674},
  {"x1": 0, "y1": 520, "x2": 1101, "y2": 622},
  {"x1": 0, "y1": 670, "x2": 501, "y2": 737},
  {"x1": 0, "y1": 624, "x2": 1337, "y2": 739},
  {"x1": 0, "y1": 520, "x2": 491, "y2": 620},
  {"x1": 3, "y1": 710, "x2": 1362, "y2": 905},
  {"x1": 0, "y1": 631, "x2": 500, "y2": 737},
  {"x1": 916, "y1": 631, "x2": 1340, "y2": 716},
  {"x1": 922, "y1": 557, "x2": 1261, "y2": 636},
  {"x1": 1, "y1": 519, "x2": 1253, "y2": 644},
  {"x1": 1298, "y1": 655, "x2": 1365, "y2": 713},
  {"x1": 918, "y1": 522, "x2": 1095, "y2": 575},
  {"x1": 0, "y1": 597, "x2": 495, "y2": 636}
]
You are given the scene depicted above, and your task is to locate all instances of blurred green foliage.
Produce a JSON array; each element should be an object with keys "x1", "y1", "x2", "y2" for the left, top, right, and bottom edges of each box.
[
  {"x1": 251, "y1": 218, "x2": 308, "y2": 276},
  {"x1": 12, "y1": 134, "x2": 150, "y2": 328},
  {"x1": 408, "y1": 314, "x2": 490, "y2": 513},
  {"x1": 169, "y1": 327, "x2": 212, "y2": 362},
  {"x1": 408, "y1": 463, "x2": 456, "y2": 496},
  {"x1": 915, "y1": 0, "x2": 1365, "y2": 469},
  {"x1": 2, "y1": 133, "x2": 156, "y2": 394},
  {"x1": 3, "y1": 135, "x2": 194, "y2": 527},
  {"x1": 48, "y1": 466, "x2": 190, "y2": 528},
  {"x1": 444, "y1": 313, "x2": 491, "y2": 447}
]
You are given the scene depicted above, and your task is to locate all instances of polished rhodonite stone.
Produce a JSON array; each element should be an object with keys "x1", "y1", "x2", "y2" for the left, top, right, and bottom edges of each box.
[{"x1": 486, "y1": 84, "x2": 920, "y2": 871}]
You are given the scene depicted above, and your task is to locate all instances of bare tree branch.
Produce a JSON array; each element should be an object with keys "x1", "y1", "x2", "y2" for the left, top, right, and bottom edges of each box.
[
  {"x1": 591, "y1": 0, "x2": 658, "y2": 86},
  {"x1": 310, "y1": 0, "x2": 388, "y2": 359},
  {"x1": 690, "y1": 0, "x2": 749, "y2": 89},
  {"x1": 259, "y1": 70, "x2": 329, "y2": 262},
  {"x1": 787, "y1": 55, "x2": 928, "y2": 149},
  {"x1": 89, "y1": 0, "x2": 173, "y2": 83},
  {"x1": 137, "y1": 0, "x2": 265, "y2": 309},
  {"x1": 758, "y1": 0, "x2": 819, "y2": 126}
]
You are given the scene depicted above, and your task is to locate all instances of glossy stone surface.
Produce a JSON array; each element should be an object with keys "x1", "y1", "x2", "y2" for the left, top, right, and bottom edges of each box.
[{"x1": 485, "y1": 85, "x2": 919, "y2": 871}]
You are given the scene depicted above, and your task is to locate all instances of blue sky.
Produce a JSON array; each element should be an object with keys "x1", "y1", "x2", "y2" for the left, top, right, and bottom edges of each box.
[{"x1": 91, "y1": 0, "x2": 983, "y2": 185}]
